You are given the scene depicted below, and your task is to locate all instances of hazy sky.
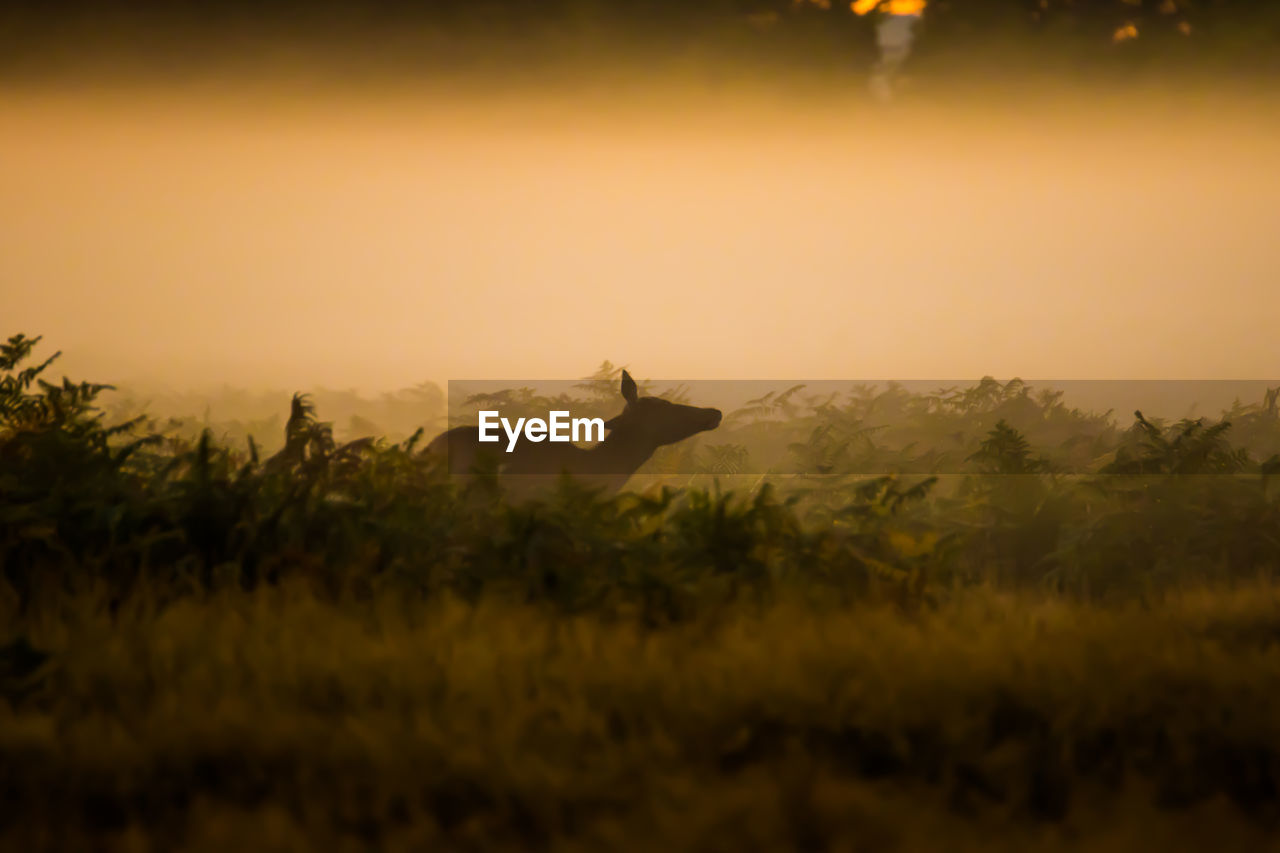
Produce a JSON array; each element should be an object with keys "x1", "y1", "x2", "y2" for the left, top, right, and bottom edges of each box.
[{"x1": 3, "y1": 82, "x2": 1277, "y2": 392}]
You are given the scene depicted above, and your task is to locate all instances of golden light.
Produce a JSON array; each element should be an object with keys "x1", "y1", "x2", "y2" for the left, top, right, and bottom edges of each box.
[
  {"x1": 1113, "y1": 22, "x2": 1139, "y2": 43},
  {"x1": 4, "y1": 27, "x2": 1278, "y2": 390},
  {"x1": 852, "y1": 0, "x2": 925, "y2": 14}
]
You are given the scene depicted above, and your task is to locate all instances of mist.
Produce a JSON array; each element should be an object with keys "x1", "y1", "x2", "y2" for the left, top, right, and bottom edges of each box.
[{"x1": 4, "y1": 79, "x2": 1277, "y2": 394}]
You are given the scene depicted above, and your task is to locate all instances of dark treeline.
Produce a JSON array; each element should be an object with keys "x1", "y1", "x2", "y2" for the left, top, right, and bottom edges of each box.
[
  {"x1": 2, "y1": 0, "x2": 1276, "y2": 78},
  {"x1": 1, "y1": 0, "x2": 1265, "y2": 27}
]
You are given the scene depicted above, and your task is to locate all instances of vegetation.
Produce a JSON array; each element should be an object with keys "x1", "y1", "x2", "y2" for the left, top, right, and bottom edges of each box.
[
  {"x1": 4, "y1": 332, "x2": 1280, "y2": 849},
  {"x1": 3, "y1": 0, "x2": 1278, "y2": 84}
]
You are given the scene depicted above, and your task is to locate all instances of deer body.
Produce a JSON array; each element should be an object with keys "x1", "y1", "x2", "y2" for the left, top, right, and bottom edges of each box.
[{"x1": 428, "y1": 371, "x2": 721, "y2": 495}]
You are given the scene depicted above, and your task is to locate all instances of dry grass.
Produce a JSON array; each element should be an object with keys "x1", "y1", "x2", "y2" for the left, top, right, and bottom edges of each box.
[{"x1": 5, "y1": 580, "x2": 1280, "y2": 850}]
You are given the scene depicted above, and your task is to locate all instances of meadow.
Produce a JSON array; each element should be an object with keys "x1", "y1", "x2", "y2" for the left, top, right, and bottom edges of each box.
[{"x1": 4, "y1": 332, "x2": 1280, "y2": 850}]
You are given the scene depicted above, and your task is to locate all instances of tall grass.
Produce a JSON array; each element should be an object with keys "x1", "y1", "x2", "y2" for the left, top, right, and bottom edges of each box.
[
  {"x1": 5, "y1": 332, "x2": 1280, "y2": 848},
  {"x1": 5, "y1": 584, "x2": 1280, "y2": 849}
]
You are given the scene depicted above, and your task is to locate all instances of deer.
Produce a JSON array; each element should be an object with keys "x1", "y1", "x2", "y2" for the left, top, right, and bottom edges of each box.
[{"x1": 427, "y1": 370, "x2": 721, "y2": 495}]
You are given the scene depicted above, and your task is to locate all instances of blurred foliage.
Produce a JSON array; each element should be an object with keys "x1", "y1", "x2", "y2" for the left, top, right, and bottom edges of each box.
[
  {"x1": 5, "y1": 332, "x2": 1280, "y2": 617},
  {"x1": 7, "y1": 332, "x2": 1280, "y2": 848},
  {"x1": 2, "y1": 0, "x2": 1277, "y2": 79},
  {"x1": 5, "y1": 581, "x2": 1280, "y2": 849}
]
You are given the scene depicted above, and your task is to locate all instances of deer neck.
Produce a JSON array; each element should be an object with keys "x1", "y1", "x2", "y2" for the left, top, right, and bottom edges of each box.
[{"x1": 589, "y1": 428, "x2": 661, "y2": 478}]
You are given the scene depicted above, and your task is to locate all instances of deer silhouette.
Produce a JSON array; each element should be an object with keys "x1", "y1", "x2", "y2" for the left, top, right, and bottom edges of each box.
[{"x1": 428, "y1": 370, "x2": 721, "y2": 494}]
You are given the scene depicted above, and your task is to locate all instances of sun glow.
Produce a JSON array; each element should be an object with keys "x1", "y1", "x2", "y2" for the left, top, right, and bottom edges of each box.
[{"x1": 852, "y1": 0, "x2": 926, "y2": 16}]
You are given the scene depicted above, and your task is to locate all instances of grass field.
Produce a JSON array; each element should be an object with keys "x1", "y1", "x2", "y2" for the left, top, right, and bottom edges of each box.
[
  {"x1": 5, "y1": 583, "x2": 1280, "y2": 850},
  {"x1": 5, "y1": 334, "x2": 1280, "y2": 848}
]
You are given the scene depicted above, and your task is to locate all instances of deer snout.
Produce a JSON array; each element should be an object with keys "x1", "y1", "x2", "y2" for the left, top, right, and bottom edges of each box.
[{"x1": 703, "y1": 408, "x2": 723, "y2": 430}]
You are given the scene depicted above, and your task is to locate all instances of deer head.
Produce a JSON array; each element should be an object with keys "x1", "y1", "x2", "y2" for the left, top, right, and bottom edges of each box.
[{"x1": 602, "y1": 370, "x2": 722, "y2": 448}]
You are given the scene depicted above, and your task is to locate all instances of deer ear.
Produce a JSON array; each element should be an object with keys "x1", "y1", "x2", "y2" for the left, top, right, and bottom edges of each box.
[{"x1": 620, "y1": 370, "x2": 638, "y2": 405}]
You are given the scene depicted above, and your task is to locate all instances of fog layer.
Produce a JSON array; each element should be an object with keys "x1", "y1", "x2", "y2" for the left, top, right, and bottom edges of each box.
[{"x1": 3, "y1": 84, "x2": 1277, "y2": 391}]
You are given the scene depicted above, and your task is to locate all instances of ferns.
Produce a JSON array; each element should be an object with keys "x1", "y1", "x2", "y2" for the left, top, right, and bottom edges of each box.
[
  {"x1": 968, "y1": 419, "x2": 1050, "y2": 476},
  {"x1": 1103, "y1": 411, "x2": 1252, "y2": 475},
  {"x1": 5, "y1": 333, "x2": 1280, "y2": 615}
]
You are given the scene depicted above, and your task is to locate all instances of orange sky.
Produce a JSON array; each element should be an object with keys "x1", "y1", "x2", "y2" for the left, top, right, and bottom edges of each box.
[{"x1": 2, "y1": 83, "x2": 1278, "y2": 392}]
